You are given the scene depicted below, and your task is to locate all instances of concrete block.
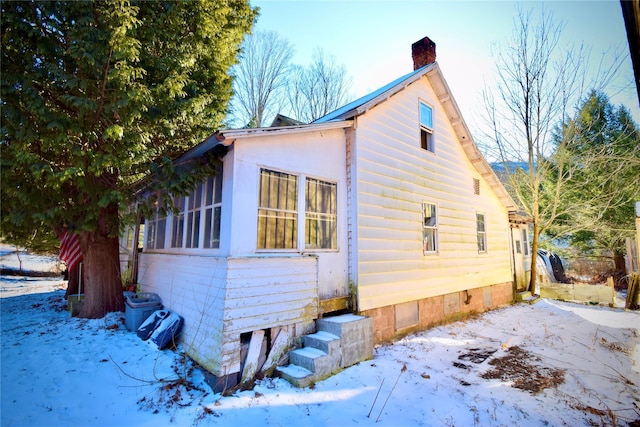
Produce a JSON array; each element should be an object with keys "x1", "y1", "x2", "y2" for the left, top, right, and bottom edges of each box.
[{"x1": 443, "y1": 292, "x2": 460, "y2": 316}]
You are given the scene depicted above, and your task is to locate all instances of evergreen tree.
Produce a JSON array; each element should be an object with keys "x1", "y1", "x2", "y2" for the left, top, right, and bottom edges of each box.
[
  {"x1": 1, "y1": 0, "x2": 257, "y2": 317},
  {"x1": 548, "y1": 90, "x2": 640, "y2": 274}
]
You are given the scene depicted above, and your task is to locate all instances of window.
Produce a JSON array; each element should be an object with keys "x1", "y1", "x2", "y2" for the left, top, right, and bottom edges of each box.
[
  {"x1": 146, "y1": 164, "x2": 223, "y2": 251},
  {"x1": 477, "y1": 213, "x2": 487, "y2": 253},
  {"x1": 522, "y1": 229, "x2": 529, "y2": 256},
  {"x1": 422, "y1": 202, "x2": 438, "y2": 253},
  {"x1": 184, "y1": 183, "x2": 203, "y2": 248},
  {"x1": 419, "y1": 101, "x2": 434, "y2": 152},
  {"x1": 146, "y1": 195, "x2": 167, "y2": 250},
  {"x1": 257, "y1": 169, "x2": 298, "y2": 249},
  {"x1": 170, "y1": 195, "x2": 185, "y2": 248},
  {"x1": 305, "y1": 178, "x2": 337, "y2": 249},
  {"x1": 203, "y1": 171, "x2": 223, "y2": 249}
]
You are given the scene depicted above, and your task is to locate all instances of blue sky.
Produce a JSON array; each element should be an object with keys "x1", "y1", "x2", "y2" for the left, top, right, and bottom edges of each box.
[{"x1": 249, "y1": 0, "x2": 639, "y2": 129}]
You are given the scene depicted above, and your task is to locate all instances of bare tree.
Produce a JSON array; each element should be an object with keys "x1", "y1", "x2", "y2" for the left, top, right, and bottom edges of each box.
[
  {"x1": 480, "y1": 6, "x2": 626, "y2": 294},
  {"x1": 230, "y1": 30, "x2": 294, "y2": 128},
  {"x1": 287, "y1": 48, "x2": 352, "y2": 123}
]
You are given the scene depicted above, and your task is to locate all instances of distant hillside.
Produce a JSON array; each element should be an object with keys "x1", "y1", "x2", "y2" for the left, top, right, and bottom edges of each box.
[{"x1": 490, "y1": 161, "x2": 529, "y2": 174}]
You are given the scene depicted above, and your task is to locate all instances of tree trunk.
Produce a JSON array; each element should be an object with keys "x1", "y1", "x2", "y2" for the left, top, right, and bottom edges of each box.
[
  {"x1": 77, "y1": 204, "x2": 124, "y2": 318},
  {"x1": 64, "y1": 264, "x2": 81, "y2": 299},
  {"x1": 613, "y1": 250, "x2": 626, "y2": 273},
  {"x1": 528, "y1": 221, "x2": 540, "y2": 295}
]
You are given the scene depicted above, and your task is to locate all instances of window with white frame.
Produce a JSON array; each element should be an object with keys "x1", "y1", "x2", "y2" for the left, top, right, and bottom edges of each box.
[
  {"x1": 419, "y1": 101, "x2": 434, "y2": 152},
  {"x1": 422, "y1": 202, "x2": 438, "y2": 253},
  {"x1": 477, "y1": 212, "x2": 487, "y2": 253},
  {"x1": 146, "y1": 164, "x2": 223, "y2": 251},
  {"x1": 522, "y1": 228, "x2": 529, "y2": 256},
  {"x1": 146, "y1": 195, "x2": 167, "y2": 250},
  {"x1": 185, "y1": 182, "x2": 203, "y2": 248},
  {"x1": 257, "y1": 169, "x2": 298, "y2": 249},
  {"x1": 170, "y1": 194, "x2": 185, "y2": 248},
  {"x1": 305, "y1": 178, "x2": 337, "y2": 249},
  {"x1": 203, "y1": 172, "x2": 223, "y2": 249}
]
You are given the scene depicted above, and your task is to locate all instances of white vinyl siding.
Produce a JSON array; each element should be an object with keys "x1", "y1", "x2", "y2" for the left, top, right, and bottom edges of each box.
[{"x1": 353, "y1": 81, "x2": 512, "y2": 311}]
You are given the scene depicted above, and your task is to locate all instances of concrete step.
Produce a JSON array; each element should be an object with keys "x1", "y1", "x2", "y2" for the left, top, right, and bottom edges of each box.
[
  {"x1": 289, "y1": 346, "x2": 338, "y2": 379},
  {"x1": 279, "y1": 314, "x2": 374, "y2": 388},
  {"x1": 516, "y1": 291, "x2": 540, "y2": 304},
  {"x1": 303, "y1": 331, "x2": 340, "y2": 356},
  {"x1": 276, "y1": 364, "x2": 314, "y2": 388},
  {"x1": 318, "y1": 314, "x2": 373, "y2": 367}
]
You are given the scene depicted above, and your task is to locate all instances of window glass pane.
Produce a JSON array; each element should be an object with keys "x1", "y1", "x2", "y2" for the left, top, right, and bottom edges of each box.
[
  {"x1": 212, "y1": 206, "x2": 221, "y2": 247},
  {"x1": 214, "y1": 171, "x2": 223, "y2": 204},
  {"x1": 424, "y1": 203, "x2": 436, "y2": 227},
  {"x1": 146, "y1": 222, "x2": 156, "y2": 248},
  {"x1": 476, "y1": 213, "x2": 485, "y2": 232},
  {"x1": 205, "y1": 176, "x2": 214, "y2": 206},
  {"x1": 420, "y1": 102, "x2": 432, "y2": 129},
  {"x1": 202, "y1": 165, "x2": 223, "y2": 250},
  {"x1": 423, "y1": 229, "x2": 436, "y2": 252},
  {"x1": 522, "y1": 229, "x2": 529, "y2": 256},
  {"x1": 156, "y1": 218, "x2": 166, "y2": 249}
]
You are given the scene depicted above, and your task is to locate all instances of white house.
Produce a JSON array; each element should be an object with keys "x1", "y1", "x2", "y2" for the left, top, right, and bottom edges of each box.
[{"x1": 123, "y1": 36, "x2": 525, "y2": 391}]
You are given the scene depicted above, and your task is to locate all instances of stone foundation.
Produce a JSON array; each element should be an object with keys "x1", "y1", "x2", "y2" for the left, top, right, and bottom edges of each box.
[{"x1": 361, "y1": 282, "x2": 513, "y2": 344}]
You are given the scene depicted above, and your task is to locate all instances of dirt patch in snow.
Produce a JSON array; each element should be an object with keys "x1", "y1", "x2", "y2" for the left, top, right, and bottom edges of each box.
[{"x1": 480, "y1": 345, "x2": 565, "y2": 394}]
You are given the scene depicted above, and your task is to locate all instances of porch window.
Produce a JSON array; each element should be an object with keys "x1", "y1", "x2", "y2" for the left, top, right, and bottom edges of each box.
[
  {"x1": 422, "y1": 202, "x2": 438, "y2": 254},
  {"x1": 185, "y1": 183, "x2": 203, "y2": 248},
  {"x1": 477, "y1": 212, "x2": 487, "y2": 253},
  {"x1": 170, "y1": 195, "x2": 185, "y2": 248},
  {"x1": 203, "y1": 171, "x2": 223, "y2": 249},
  {"x1": 305, "y1": 178, "x2": 337, "y2": 249},
  {"x1": 257, "y1": 169, "x2": 298, "y2": 249},
  {"x1": 419, "y1": 101, "x2": 434, "y2": 152},
  {"x1": 146, "y1": 198, "x2": 166, "y2": 250}
]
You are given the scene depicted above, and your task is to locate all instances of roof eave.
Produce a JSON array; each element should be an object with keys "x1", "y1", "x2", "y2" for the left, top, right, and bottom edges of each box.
[{"x1": 220, "y1": 120, "x2": 354, "y2": 141}]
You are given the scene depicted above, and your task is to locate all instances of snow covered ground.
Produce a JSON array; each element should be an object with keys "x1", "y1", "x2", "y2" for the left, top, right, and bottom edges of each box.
[{"x1": 1, "y1": 247, "x2": 639, "y2": 427}]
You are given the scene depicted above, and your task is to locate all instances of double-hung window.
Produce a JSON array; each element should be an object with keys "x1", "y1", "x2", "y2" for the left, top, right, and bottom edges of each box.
[
  {"x1": 422, "y1": 202, "x2": 438, "y2": 254},
  {"x1": 477, "y1": 212, "x2": 487, "y2": 253},
  {"x1": 305, "y1": 178, "x2": 337, "y2": 249},
  {"x1": 257, "y1": 169, "x2": 298, "y2": 249},
  {"x1": 419, "y1": 101, "x2": 434, "y2": 152}
]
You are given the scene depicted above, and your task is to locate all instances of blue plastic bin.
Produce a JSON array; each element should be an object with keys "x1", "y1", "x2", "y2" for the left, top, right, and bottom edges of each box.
[{"x1": 124, "y1": 293, "x2": 162, "y2": 332}]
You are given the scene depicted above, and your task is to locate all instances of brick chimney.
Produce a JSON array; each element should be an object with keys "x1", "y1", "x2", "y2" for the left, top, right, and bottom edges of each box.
[{"x1": 411, "y1": 36, "x2": 436, "y2": 70}]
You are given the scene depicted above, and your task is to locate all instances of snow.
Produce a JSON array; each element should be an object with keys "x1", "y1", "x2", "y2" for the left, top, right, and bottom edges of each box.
[{"x1": 1, "y1": 247, "x2": 639, "y2": 427}]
